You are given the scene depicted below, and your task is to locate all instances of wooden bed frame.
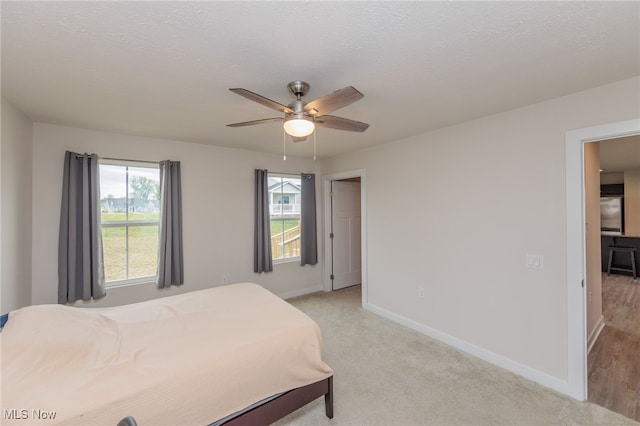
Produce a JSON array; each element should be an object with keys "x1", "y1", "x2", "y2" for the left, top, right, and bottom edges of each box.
[{"x1": 216, "y1": 376, "x2": 333, "y2": 425}]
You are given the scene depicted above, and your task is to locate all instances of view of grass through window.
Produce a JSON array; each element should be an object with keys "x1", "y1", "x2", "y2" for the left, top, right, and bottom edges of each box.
[
  {"x1": 269, "y1": 174, "x2": 302, "y2": 261},
  {"x1": 100, "y1": 163, "x2": 160, "y2": 284}
]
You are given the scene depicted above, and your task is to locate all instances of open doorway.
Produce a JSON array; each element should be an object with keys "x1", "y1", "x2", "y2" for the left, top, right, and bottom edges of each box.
[
  {"x1": 330, "y1": 178, "x2": 362, "y2": 290},
  {"x1": 323, "y1": 170, "x2": 367, "y2": 305},
  {"x1": 584, "y1": 135, "x2": 640, "y2": 421},
  {"x1": 565, "y1": 118, "x2": 639, "y2": 402}
]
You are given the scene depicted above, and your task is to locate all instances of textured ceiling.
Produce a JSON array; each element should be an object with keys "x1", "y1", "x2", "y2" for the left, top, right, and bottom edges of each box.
[{"x1": 2, "y1": 1, "x2": 639, "y2": 159}]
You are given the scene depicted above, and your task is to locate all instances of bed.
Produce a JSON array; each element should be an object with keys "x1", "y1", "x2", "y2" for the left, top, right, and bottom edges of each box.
[{"x1": 0, "y1": 283, "x2": 333, "y2": 425}]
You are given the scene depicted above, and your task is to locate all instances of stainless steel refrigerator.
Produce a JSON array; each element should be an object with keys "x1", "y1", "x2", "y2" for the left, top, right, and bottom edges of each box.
[{"x1": 600, "y1": 196, "x2": 623, "y2": 234}]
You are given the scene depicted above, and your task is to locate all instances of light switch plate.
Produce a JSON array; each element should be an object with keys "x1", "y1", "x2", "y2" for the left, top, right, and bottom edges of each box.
[{"x1": 526, "y1": 254, "x2": 544, "y2": 270}]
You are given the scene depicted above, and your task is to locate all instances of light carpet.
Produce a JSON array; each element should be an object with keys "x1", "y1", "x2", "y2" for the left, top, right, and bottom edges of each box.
[{"x1": 275, "y1": 285, "x2": 638, "y2": 426}]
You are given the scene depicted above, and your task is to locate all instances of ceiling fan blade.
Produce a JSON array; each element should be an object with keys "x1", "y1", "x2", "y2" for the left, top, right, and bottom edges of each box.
[
  {"x1": 226, "y1": 117, "x2": 283, "y2": 128},
  {"x1": 304, "y1": 86, "x2": 364, "y2": 116},
  {"x1": 315, "y1": 115, "x2": 369, "y2": 132},
  {"x1": 229, "y1": 88, "x2": 294, "y2": 114}
]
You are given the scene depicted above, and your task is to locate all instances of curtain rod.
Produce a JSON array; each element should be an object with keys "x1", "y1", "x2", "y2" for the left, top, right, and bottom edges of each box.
[
  {"x1": 100, "y1": 156, "x2": 160, "y2": 165},
  {"x1": 269, "y1": 171, "x2": 315, "y2": 176},
  {"x1": 72, "y1": 153, "x2": 160, "y2": 165}
]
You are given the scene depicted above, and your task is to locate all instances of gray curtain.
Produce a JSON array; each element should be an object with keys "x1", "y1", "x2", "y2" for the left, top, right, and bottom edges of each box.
[
  {"x1": 254, "y1": 169, "x2": 273, "y2": 273},
  {"x1": 157, "y1": 160, "x2": 184, "y2": 288},
  {"x1": 300, "y1": 173, "x2": 318, "y2": 265},
  {"x1": 58, "y1": 151, "x2": 105, "y2": 304}
]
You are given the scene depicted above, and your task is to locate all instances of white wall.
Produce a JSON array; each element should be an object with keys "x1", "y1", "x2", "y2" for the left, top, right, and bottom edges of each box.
[
  {"x1": 1, "y1": 97, "x2": 33, "y2": 313},
  {"x1": 31, "y1": 123, "x2": 323, "y2": 307},
  {"x1": 322, "y1": 77, "x2": 640, "y2": 387}
]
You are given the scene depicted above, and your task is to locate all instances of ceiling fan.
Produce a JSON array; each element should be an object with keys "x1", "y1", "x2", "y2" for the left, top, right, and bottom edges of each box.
[{"x1": 227, "y1": 81, "x2": 369, "y2": 143}]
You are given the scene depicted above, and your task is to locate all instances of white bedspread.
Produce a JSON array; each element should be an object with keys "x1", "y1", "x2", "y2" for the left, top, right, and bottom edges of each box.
[{"x1": 0, "y1": 283, "x2": 332, "y2": 425}]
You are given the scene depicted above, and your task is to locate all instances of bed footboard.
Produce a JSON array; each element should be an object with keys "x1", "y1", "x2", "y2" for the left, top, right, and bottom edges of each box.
[{"x1": 218, "y1": 376, "x2": 333, "y2": 425}]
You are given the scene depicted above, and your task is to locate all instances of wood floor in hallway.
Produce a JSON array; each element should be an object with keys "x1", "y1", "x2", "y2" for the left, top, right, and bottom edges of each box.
[{"x1": 588, "y1": 273, "x2": 640, "y2": 422}]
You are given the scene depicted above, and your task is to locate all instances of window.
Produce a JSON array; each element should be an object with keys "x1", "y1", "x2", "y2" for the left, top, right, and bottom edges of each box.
[
  {"x1": 268, "y1": 174, "x2": 302, "y2": 262},
  {"x1": 99, "y1": 161, "x2": 160, "y2": 286}
]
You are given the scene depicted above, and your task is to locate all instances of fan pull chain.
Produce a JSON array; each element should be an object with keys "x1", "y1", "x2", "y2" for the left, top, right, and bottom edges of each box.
[
  {"x1": 313, "y1": 127, "x2": 317, "y2": 161},
  {"x1": 282, "y1": 127, "x2": 287, "y2": 161}
]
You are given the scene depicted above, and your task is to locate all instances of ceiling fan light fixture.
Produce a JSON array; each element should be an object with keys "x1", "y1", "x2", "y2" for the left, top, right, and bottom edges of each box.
[{"x1": 283, "y1": 114, "x2": 315, "y2": 137}]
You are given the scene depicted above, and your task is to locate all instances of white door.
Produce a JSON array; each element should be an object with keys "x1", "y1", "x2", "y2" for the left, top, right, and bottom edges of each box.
[{"x1": 331, "y1": 180, "x2": 361, "y2": 290}]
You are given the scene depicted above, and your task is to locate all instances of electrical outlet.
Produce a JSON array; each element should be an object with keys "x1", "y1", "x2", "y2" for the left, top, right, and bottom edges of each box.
[
  {"x1": 221, "y1": 274, "x2": 229, "y2": 284},
  {"x1": 526, "y1": 254, "x2": 544, "y2": 270},
  {"x1": 418, "y1": 286, "x2": 426, "y2": 298}
]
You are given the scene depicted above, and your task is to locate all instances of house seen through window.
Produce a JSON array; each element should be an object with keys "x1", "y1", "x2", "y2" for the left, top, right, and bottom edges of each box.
[
  {"x1": 269, "y1": 174, "x2": 302, "y2": 262},
  {"x1": 99, "y1": 161, "x2": 160, "y2": 286}
]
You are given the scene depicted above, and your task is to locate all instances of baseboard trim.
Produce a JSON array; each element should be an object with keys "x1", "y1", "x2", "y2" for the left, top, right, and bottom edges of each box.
[
  {"x1": 279, "y1": 285, "x2": 323, "y2": 300},
  {"x1": 363, "y1": 302, "x2": 570, "y2": 397},
  {"x1": 587, "y1": 315, "x2": 605, "y2": 354}
]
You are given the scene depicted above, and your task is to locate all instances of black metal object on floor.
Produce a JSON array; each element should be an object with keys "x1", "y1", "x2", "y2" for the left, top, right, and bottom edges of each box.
[{"x1": 607, "y1": 245, "x2": 637, "y2": 280}]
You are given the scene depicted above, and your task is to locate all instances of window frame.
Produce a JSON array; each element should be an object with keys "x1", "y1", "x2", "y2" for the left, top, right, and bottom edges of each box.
[
  {"x1": 268, "y1": 172, "x2": 302, "y2": 265},
  {"x1": 99, "y1": 159, "x2": 161, "y2": 287}
]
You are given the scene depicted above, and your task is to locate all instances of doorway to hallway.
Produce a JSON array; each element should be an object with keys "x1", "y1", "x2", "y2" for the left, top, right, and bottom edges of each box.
[
  {"x1": 330, "y1": 178, "x2": 362, "y2": 290},
  {"x1": 323, "y1": 169, "x2": 367, "y2": 305}
]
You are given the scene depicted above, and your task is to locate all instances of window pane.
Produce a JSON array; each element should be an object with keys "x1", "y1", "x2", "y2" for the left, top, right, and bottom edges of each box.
[
  {"x1": 102, "y1": 226, "x2": 127, "y2": 282},
  {"x1": 269, "y1": 174, "x2": 301, "y2": 260},
  {"x1": 127, "y1": 225, "x2": 159, "y2": 279},
  {"x1": 271, "y1": 219, "x2": 284, "y2": 259},
  {"x1": 100, "y1": 162, "x2": 160, "y2": 285},
  {"x1": 100, "y1": 165, "x2": 127, "y2": 221},
  {"x1": 270, "y1": 218, "x2": 301, "y2": 260},
  {"x1": 128, "y1": 167, "x2": 160, "y2": 219}
]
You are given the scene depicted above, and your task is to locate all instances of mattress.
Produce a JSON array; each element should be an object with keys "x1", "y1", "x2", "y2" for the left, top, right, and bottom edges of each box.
[{"x1": 0, "y1": 283, "x2": 333, "y2": 425}]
